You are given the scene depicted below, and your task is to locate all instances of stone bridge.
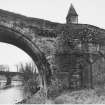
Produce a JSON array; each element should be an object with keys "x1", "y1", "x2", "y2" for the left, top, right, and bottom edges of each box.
[
  {"x1": 0, "y1": 71, "x2": 23, "y2": 85},
  {"x1": 0, "y1": 9, "x2": 105, "y2": 92}
]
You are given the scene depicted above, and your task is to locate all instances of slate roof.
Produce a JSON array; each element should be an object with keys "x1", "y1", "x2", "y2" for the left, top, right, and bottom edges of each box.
[{"x1": 66, "y1": 4, "x2": 78, "y2": 19}]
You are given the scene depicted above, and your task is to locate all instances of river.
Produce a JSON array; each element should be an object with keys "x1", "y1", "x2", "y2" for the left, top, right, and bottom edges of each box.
[{"x1": 0, "y1": 80, "x2": 30, "y2": 104}]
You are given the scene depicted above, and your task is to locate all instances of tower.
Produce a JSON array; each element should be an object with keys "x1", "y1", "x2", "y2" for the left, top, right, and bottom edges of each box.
[{"x1": 66, "y1": 4, "x2": 78, "y2": 24}]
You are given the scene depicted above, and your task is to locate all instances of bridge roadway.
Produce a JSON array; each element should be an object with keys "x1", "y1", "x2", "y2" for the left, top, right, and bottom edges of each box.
[{"x1": 0, "y1": 71, "x2": 23, "y2": 77}]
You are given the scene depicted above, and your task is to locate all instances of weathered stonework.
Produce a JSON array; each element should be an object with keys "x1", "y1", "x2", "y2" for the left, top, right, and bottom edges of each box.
[{"x1": 0, "y1": 8, "x2": 105, "y2": 91}]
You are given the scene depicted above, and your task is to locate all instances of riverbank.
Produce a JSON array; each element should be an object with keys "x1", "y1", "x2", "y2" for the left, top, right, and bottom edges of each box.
[
  {"x1": 17, "y1": 88, "x2": 47, "y2": 104},
  {"x1": 16, "y1": 96, "x2": 30, "y2": 104},
  {"x1": 54, "y1": 87, "x2": 105, "y2": 104},
  {"x1": 18, "y1": 87, "x2": 105, "y2": 104}
]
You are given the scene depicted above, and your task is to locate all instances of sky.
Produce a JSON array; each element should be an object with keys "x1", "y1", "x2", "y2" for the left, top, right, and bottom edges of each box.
[{"x1": 0, "y1": 0, "x2": 105, "y2": 71}]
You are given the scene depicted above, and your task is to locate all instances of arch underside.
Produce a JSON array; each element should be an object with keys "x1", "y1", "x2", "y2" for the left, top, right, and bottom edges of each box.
[{"x1": 0, "y1": 26, "x2": 51, "y2": 87}]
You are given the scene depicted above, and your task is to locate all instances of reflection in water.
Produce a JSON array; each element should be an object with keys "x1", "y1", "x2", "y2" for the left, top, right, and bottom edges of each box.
[
  {"x1": 0, "y1": 80, "x2": 6, "y2": 87},
  {"x1": 0, "y1": 81, "x2": 30, "y2": 104}
]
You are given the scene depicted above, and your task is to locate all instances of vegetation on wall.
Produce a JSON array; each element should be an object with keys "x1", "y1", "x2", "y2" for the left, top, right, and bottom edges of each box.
[{"x1": 17, "y1": 63, "x2": 40, "y2": 95}]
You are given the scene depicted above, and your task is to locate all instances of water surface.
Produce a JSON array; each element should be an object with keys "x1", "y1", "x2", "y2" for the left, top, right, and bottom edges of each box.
[{"x1": 0, "y1": 80, "x2": 29, "y2": 104}]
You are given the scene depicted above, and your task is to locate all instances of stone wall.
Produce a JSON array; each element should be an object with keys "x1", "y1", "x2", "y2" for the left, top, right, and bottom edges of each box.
[
  {"x1": 0, "y1": 8, "x2": 104, "y2": 90},
  {"x1": 92, "y1": 57, "x2": 105, "y2": 87}
]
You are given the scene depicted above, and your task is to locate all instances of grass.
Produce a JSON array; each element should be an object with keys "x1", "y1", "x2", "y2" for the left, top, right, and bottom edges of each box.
[
  {"x1": 22, "y1": 86, "x2": 105, "y2": 104},
  {"x1": 53, "y1": 87, "x2": 105, "y2": 104}
]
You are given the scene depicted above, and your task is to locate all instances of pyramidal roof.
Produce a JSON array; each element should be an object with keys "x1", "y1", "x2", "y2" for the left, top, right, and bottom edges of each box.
[{"x1": 66, "y1": 4, "x2": 78, "y2": 18}]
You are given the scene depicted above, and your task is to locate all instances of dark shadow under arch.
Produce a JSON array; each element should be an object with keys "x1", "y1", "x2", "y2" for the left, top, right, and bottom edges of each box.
[{"x1": 0, "y1": 25, "x2": 51, "y2": 88}]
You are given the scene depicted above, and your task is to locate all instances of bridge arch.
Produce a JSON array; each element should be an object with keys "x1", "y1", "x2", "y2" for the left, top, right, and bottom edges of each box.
[{"x1": 0, "y1": 25, "x2": 51, "y2": 90}]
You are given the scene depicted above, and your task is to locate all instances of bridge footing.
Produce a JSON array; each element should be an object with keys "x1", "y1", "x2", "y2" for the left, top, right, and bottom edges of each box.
[{"x1": 6, "y1": 76, "x2": 11, "y2": 86}]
